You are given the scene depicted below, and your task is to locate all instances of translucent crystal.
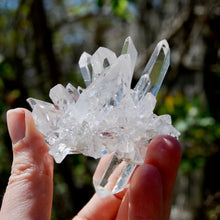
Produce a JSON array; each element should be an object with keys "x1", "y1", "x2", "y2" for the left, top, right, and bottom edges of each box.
[
  {"x1": 27, "y1": 37, "x2": 180, "y2": 198},
  {"x1": 121, "y1": 36, "x2": 138, "y2": 73},
  {"x1": 134, "y1": 40, "x2": 170, "y2": 101},
  {"x1": 90, "y1": 47, "x2": 117, "y2": 82},
  {"x1": 65, "y1": 83, "x2": 79, "y2": 102},
  {"x1": 78, "y1": 52, "x2": 92, "y2": 87},
  {"x1": 49, "y1": 84, "x2": 76, "y2": 112},
  {"x1": 26, "y1": 98, "x2": 62, "y2": 136},
  {"x1": 93, "y1": 153, "x2": 137, "y2": 197}
]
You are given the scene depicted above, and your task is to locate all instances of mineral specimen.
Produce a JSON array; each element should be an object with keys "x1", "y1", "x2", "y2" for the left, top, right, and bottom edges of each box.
[{"x1": 27, "y1": 37, "x2": 180, "y2": 197}]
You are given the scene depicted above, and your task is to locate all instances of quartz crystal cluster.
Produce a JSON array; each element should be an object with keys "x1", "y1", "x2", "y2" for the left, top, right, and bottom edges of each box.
[{"x1": 27, "y1": 37, "x2": 180, "y2": 197}]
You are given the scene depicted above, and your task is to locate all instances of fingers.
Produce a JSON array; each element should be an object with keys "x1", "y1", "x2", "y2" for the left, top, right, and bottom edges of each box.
[
  {"x1": 73, "y1": 155, "x2": 126, "y2": 220},
  {"x1": 115, "y1": 191, "x2": 129, "y2": 220},
  {"x1": 0, "y1": 108, "x2": 54, "y2": 220},
  {"x1": 117, "y1": 135, "x2": 181, "y2": 220},
  {"x1": 145, "y1": 135, "x2": 182, "y2": 220},
  {"x1": 116, "y1": 164, "x2": 163, "y2": 220},
  {"x1": 73, "y1": 193, "x2": 122, "y2": 220},
  {"x1": 74, "y1": 135, "x2": 181, "y2": 220},
  {"x1": 129, "y1": 165, "x2": 163, "y2": 220}
]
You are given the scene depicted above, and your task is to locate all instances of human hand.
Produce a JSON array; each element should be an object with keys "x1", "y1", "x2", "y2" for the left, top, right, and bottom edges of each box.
[
  {"x1": 0, "y1": 108, "x2": 182, "y2": 220},
  {"x1": 0, "y1": 108, "x2": 54, "y2": 219},
  {"x1": 74, "y1": 131, "x2": 182, "y2": 220}
]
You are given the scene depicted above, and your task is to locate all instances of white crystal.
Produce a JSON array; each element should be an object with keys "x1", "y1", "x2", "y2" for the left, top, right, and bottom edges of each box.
[
  {"x1": 90, "y1": 47, "x2": 117, "y2": 82},
  {"x1": 121, "y1": 36, "x2": 138, "y2": 73},
  {"x1": 49, "y1": 84, "x2": 75, "y2": 112},
  {"x1": 26, "y1": 98, "x2": 62, "y2": 136},
  {"x1": 27, "y1": 37, "x2": 180, "y2": 197},
  {"x1": 65, "y1": 83, "x2": 79, "y2": 102},
  {"x1": 134, "y1": 39, "x2": 170, "y2": 100},
  {"x1": 79, "y1": 52, "x2": 92, "y2": 87}
]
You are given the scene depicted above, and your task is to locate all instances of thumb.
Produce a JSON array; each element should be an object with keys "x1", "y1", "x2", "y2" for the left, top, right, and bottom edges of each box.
[{"x1": 0, "y1": 108, "x2": 53, "y2": 220}]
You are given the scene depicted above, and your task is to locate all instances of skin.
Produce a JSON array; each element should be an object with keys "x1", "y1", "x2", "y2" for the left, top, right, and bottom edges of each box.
[{"x1": 0, "y1": 108, "x2": 182, "y2": 220}]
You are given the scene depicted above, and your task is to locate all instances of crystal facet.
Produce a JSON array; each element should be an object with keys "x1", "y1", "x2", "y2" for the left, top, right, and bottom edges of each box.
[{"x1": 27, "y1": 37, "x2": 180, "y2": 197}]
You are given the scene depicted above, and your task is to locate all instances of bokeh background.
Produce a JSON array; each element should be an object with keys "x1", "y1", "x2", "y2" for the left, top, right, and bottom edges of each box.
[{"x1": 0, "y1": 0, "x2": 220, "y2": 219}]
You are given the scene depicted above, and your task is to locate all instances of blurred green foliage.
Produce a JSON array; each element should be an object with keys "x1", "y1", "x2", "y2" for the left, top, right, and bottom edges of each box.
[{"x1": 156, "y1": 92, "x2": 220, "y2": 174}]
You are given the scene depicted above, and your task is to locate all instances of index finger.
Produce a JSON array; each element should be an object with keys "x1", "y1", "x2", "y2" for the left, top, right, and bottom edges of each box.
[{"x1": 145, "y1": 135, "x2": 182, "y2": 219}]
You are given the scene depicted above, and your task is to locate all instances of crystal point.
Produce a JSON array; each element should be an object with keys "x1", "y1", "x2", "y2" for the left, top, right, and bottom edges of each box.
[
  {"x1": 90, "y1": 47, "x2": 117, "y2": 82},
  {"x1": 121, "y1": 36, "x2": 138, "y2": 72},
  {"x1": 26, "y1": 98, "x2": 61, "y2": 136},
  {"x1": 135, "y1": 39, "x2": 170, "y2": 98},
  {"x1": 66, "y1": 83, "x2": 79, "y2": 102},
  {"x1": 79, "y1": 52, "x2": 92, "y2": 87},
  {"x1": 49, "y1": 84, "x2": 75, "y2": 112}
]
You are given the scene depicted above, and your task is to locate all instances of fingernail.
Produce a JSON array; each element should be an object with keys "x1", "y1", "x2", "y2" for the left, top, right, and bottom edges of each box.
[{"x1": 7, "y1": 109, "x2": 26, "y2": 144}]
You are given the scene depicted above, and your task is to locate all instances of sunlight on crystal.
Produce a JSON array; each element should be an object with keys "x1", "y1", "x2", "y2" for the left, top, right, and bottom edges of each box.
[{"x1": 27, "y1": 36, "x2": 180, "y2": 197}]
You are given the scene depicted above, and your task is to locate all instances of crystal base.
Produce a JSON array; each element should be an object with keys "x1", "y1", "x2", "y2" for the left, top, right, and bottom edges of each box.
[{"x1": 93, "y1": 152, "x2": 137, "y2": 197}]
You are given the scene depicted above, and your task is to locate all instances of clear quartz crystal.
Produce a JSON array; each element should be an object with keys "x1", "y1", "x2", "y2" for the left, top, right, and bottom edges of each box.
[
  {"x1": 27, "y1": 37, "x2": 180, "y2": 198},
  {"x1": 93, "y1": 39, "x2": 171, "y2": 197},
  {"x1": 133, "y1": 40, "x2": 170, "y2": 100},
  {"x1": 78, "y1": 52, "x2": 92, "y2": 87},
  {"x1": 93, "y1": 153, "x2": 137, "y2": 197}
]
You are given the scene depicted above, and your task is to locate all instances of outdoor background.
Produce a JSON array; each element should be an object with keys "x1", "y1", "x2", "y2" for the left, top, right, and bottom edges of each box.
[{"x1": 0, "y1": 0, "x2": 220, "y2": 219}]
